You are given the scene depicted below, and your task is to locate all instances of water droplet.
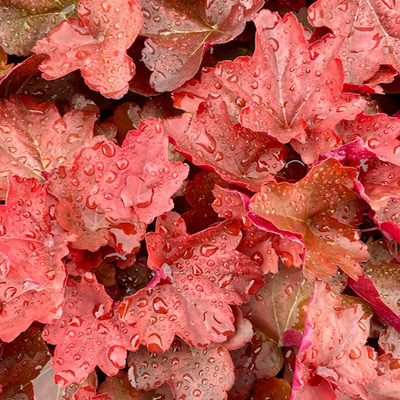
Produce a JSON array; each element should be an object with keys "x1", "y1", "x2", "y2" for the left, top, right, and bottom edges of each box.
[
  {"x1": 153, "y1": 297, "x2": 169, "y2": 314},
  {"x1": 200, "y1": 244, "x2": 218, "y2": 257},
  {"x1": 108, "y1": 345, "x2": 126, "y2": 369}
]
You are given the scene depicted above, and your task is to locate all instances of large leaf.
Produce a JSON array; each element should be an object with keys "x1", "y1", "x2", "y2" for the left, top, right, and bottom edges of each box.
[
  {"x1": 140, "y1": 0, "x2": 263, "y2": 92},
  {"x1": 43, "y1": 273, "x2": 138, "y2": 386},
  {"x1": 127, "y1": 338, "x2": 235, "y2": 400},
  {"x1": 0, "y1": 95, "x2": 94, "y2": 196},
  {"x1": 0, "y1": 177, "x2": 68, "y2": 342},
  {"x1": 33, "y1": 0, "x2": 143, "y2": 99},
  {"x1": 213, "y1": 10, "x2": 365, "y2": 163},
  {"x1": 250, "y1": 158, "x2": 369, "y2": 279},
  {"x1": 292, "y1": 282, "x2": 377, "y2": 399},
  {"x1": 48, "y1": 119, "x2": 188, "y2": 253},
  {"x1": 119, "y1": 212, "x2": 263, "y2": 352},
  {"x1": 165, "y1": 97, "x2": 287, "y2": 191},
  {"x1": 309, "y1": 0, "x2": 400, "y2": 85}
]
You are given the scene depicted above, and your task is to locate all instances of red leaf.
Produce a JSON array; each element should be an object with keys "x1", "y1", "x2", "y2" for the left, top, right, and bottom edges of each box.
[
  {"x1": 43, "y1": 273, "x2": 138, "y2": 386},
  {"x1": 213, "y1": 10, "x2": 365, "y2": 161},
  {"x1": 250, "y1": 158, "x2": 369, "y2": 279},
  {"x1": 0, "y1": 177, "x2": 68, "y2": 342},
  {"x1": 33, "y1": 0, "x2": 143, "y2": 99},
  {"x1": 119, "y1": 212, "x2": 263, "y2": 352},
  {"x1": 357, "y1": 157, "x2": 400, "y2": 210},
  {"x1": 127, "y1": 338, "x2": 235, "y2": 399},
  {"x1": 165, "y1": 97, "x2": 287, "y2": 191},
  {"x1": 140, "y1": 0, "x2": 263, "y2": 92},
  {"x1": 48, "y1": 119, "x2": 188, "y2": 253},
  {"x1": 335, "y1": 114, "x2": 400, "y2": 166},
  {"x1": 375, "y1": 198, "x2": 400, "y2": 244},
  {"x1": 212, "y1": 186, "x2": 303, "y2": 274},
  {"x1": 0, "y1": 95, "x2": 95, "y2": 196},
  {"x1": 292, "y1": 282, "x2": 378, "y2": 399},
  {"x1": 309, "y1": 0, "x2": 400, "y2": 85}
]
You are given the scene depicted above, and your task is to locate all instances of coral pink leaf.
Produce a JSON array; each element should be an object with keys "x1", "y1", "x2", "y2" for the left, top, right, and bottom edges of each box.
[
  {"x1": 0, "y1": 177, "x2": 68, "y2": 342},
  {"x1": 48, "y1": 119, "x2": 188, "y2": 253},
  {"x1": 165, "y1": 97, "x2": 287, "y2": 191},
  {"x1": 33, "y1": 0, "x2": 143, "y2": 99},
  {"x1": 335, "y1": 114, "x2": 400, "y2": 166},
  {"x1": 292, "y1": 282, "x2": 378, "y2": 400},
  {"x1": 128, "y1": 338, "x2": 235, "y2": 400},
  {"x1": 309, "y1": 0, "x2": 400, "y2": 85},
  {"x1": 214, "y1": 10, "x2": 365, "y2": 157},
  {"x1": 140, "y1": 0, "x2": 264, "y2": 92},
  {"x1": 250, "y1": 158, "x2": 369, "y2": 279},
  {"x1": 0, "y1": 94, "x2": 95, "y2": 195},
  {"x1": 43, "y1": 273, "x2": 138, "y2": 386},
  {"x1": 119, "y1": 212, "x2": 263, "y2": 352}
]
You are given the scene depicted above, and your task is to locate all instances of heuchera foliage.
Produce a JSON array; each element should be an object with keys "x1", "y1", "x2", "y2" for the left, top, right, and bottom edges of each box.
[{"x1": 3, "y1": 0, "x2": 400, "y2": 399}]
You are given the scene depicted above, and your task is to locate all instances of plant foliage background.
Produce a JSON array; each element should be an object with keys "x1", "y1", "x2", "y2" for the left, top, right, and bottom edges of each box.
[{"x1": 1, "y1": 0, "x2": 400, "y2": 399}]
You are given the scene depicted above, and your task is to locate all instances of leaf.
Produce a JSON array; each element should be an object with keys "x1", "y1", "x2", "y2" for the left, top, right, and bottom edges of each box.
[
  {"x1": 127, "y1": 338, "x2": 235, "y2": 400},
  {"x1": 309, "y1": 0, "x2": 400, "y2": 85},
  {"x1": 43, "y1": 273, "x2": 138, "y2": 386},
  {"x1": 357, "y1": 157, "x2": 400, "y2": 210},
  {"x1": 165, "y1": 97, "x2": 287, "y2": 191},
  {"x1": 212, "y1": 185, "x2": 304, "y2": 274},
  {"x1": 349, "y1": 243, "x2": 400, "y2": 332},
  {"x1": 250, "y1": 158, "x2": 369, "y2": 279},
  {"x1": 0, "y1": 0, "x2": 78, "y2": 56},
  {"x1": 335, "y1": 113, "x2": 400, "y2": 166},
  {"x1": 213, "y1": 10, "x2": 365, "y2": 162},
  {"x1": 379, "y1": 325, "x2": 400, "y2": 359},
  {"x1": 119, "y1": 212, "x2": 263, "y2": 352},
  {"x1": 0, "y1": 94, "x2": 95, "y2": 196},
  {"x1": 48, "y1": 119, "x2": 188, "y2": 253},
  {"x1": 67, "y1": 372, "x2": 112, "y2": 400},
  {"x1": 0, "y1": 177, "x2": 68, "y2": 342},
  {"x1": 291, "y1": 282, "x2": 378, "y2": 400},
  {"x1": 98, "y1": 371, "x2": 173, "y2": 400},
  {"x1": 241, "y1": 264, "x2": 313, "y2": 344},
  {"x1": 0, "y1": 53, "x2": 81, "y2": 103},
  {"x1": 33, "y1": 0, "x2": 143, "y2": 99},
  {"x1": 229, "y1": 330, "x2": 284, "y2": 399},
  {"x1": 0, "y1": 325, "x2": 50, "y2": 396},
  {"x1": 140, "y1": 0, "x2": 264, "y2": 92},
  {"x1": 375, "y1": 197, "x2": 400, "y2": 245}
]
